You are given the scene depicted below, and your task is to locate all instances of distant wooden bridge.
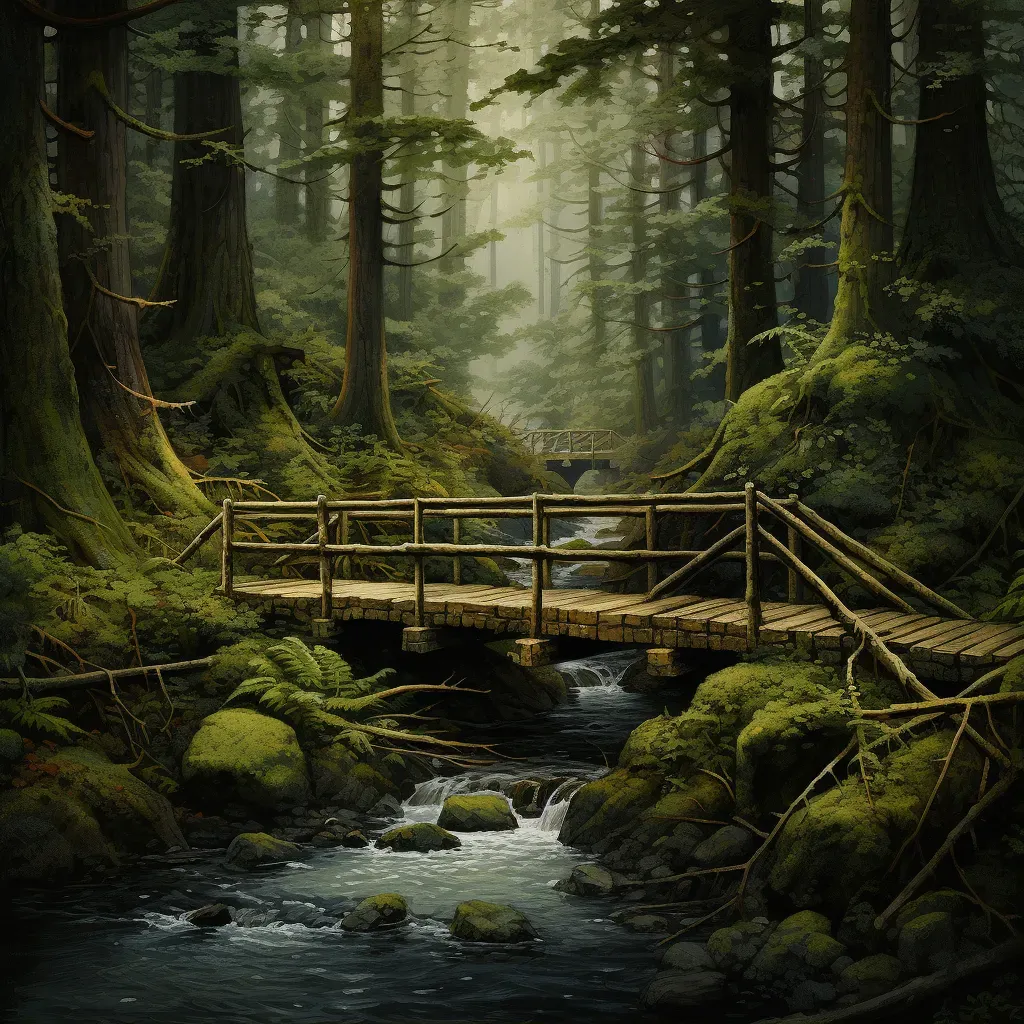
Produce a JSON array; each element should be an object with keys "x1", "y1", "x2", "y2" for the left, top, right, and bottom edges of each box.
[
  {"x1": 515, "y1": 429, "x2": 628, "y2": 485},
  {"x1": 177, "y1": 486, "x2": 1024, "y2": 686}
]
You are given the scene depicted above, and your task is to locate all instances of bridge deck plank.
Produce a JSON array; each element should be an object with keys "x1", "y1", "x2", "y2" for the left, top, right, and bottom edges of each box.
[{"x1": 228, "y1": 579, "x2": 1022, "y2": 678}]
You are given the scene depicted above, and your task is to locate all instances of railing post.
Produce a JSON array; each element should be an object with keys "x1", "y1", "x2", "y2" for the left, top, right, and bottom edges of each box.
[
  {"x1": 220, "y1": 497, "x2": 234, "y2": 597},
  {"x1": 787, "y1": 521, "x2": 803, "y2": 603},
  {"x1": 413, "y1": 497, "x2": 425, "y2": 627},
  {"x1": 340, "y1": 511, "x2": 351, "y2": 579},
  {"x1": 317, "y1": 494, "x2": 331, "y2": 620},
  {"x1": 541, "y1": 510, "x2": 552, "y2": 588},
  {"x1": 452, "y1": 516, "x2": 462, "y2": 585},
  {"x1": 531, "y1": 493, "x2": 543, "y2": 639},
  {"x1": 745, "y1": 482, "x2": 762, "y2": 650},
  {"x1": 645, "y1": 503, "x2": 657, "y2": 592},
  {"x1": 590, "y1": 431, "x2": 596, "y2": 469}
]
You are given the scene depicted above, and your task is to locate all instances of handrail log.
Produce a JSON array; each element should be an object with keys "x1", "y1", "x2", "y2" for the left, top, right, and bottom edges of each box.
[
  {"x1": 645, "y1": 524, "x2": 747, "y2": 600},
  {"x1": 745, "y1": 483, "x2": 762, "y2": 649},
  {"x1": 173, "y1": 512, "x2": 223, "y2": 564},
  {"x1": 757, "y1": 527, "x2": 931, "y2": 700},
  {"x1": 796, "y1": 502, "x2": 972, "y2": 620},
  {"x1": 758, "y1": 494, "x2": 916, "y2": 615}
]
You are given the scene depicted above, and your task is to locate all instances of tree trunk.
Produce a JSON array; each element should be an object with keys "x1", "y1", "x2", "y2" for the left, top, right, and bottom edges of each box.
[
  {"x1": 793, "y1": 0, "x2": 831, "y2": 323},
  {"x1": 588, "y1": 155, "x2": 607, "y2": 356},
  {"x1": 536, "y1": 136, "x2": 546, "y2": 318},
  {"x1": 820, "y1": 0, "x2": 892, "y2": 353},
  {"x1": 303, "y1": 15, "x2": 331, "y2": 245},
  {"x1": 631, "y1": 135, "x2": 657, "y2": 435},
  {"x1": 441, "y1": 0, "x2": 471, "y2": 270},
  {"x1": 899, "y1": 0, "x2": 1023, "y2": 279},
  {"x1": 274, "y1": 16, "x2": 303, "y2": 228},
  {"x1": 0, "y1": 2, "x2": 135, "y2": 565},
  {"x1": 723, "y1": 0, "x2": 782, "y2": 402},
  {"x1": 549, "y1": 140, "x2": 563, "y2": 318},
  {"x1": 391, "y1": 0, "x2": 417, "y2": 320},
  {"x1": 692, "y1": 127, "x2": 725, "y2": 397},
  {"x1": 330, "y1": 0, "x2": 402, "y2": 448},
  {"x1": 658, "y1": 49, "x2": 690, "y2": 426},
  {"x1": 157, "y1": 7, "x2": 260, "y2": 338},
  {"x1": 55, "y1": 0, "x2": 212, "y2": 518}
]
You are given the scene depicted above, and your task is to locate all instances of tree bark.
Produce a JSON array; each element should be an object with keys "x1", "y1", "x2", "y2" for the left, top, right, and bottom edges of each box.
[
  {"x1": 723, "y1": 0, "x2": 782, "y2": 402},
  {"x1": 143, "y1": 65, "x2": 162, "y2": 168},
  {"x1": 55, "y1": 0, "x2": 212, "y2": 518},
  {"x1": 440, "y1": 0, "x2": 471, "y2": 271},
  {"x1": 330, "y1": 0, "x2": 402, "y2": 448},
  {"x1": 0, "y1": 1, "x2": 135, "y2": 565},
  {"x1": 391, "y1": 0, "x2": 417, "y2": 320},
  {"x1": 658, "y1": 49, "x2": 690, "y2": 426},
  {"x1": 793, "y1": 0, "x2": 831, "y2": 323},
  {"x1": 275, "y1": 15, "x2": 304, "y2": 228},
  {"x1": 820, "y1": 0, "x2": 893, "y2": 353},
  {"x1": 692, "y1": 127, "x2": 725, "y2": 400},
  {"x1": 899, "y1": 0, "x2": 1024, "y2": 279},
  {"x1": 631, "y1": 132, "x2": 657, "y2": 435}
]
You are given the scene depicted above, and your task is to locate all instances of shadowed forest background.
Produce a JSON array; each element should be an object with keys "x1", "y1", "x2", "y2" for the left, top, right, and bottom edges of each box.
[{"x1": 1, "y1": 0, "x2": 1024, "y2": 1022}]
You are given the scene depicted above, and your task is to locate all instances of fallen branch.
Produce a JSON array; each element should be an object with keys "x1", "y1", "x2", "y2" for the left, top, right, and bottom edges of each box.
[
  {"x1": 0, "y1": 658, "x2": 214, "y2": 693},
  {"x1": 39, "y1": 98, "x2": 94, "y2": 138},
  {"x1": 750, "y1": 938, "x2": 1024, "y2": 1024}
]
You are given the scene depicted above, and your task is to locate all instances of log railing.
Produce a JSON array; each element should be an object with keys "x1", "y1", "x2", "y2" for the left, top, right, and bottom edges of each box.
[
  {"x1": 180, "y1": 486, "x2": 972, "y2": 684},
  {"x1": 518, "y1": 428, "x2": 628, "y2": 458}
]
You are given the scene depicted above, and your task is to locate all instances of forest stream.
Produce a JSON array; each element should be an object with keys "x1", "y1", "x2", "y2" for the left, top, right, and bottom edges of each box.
[{"x1": 2, "y1": 651, "x2": 715, "y2": 1024}]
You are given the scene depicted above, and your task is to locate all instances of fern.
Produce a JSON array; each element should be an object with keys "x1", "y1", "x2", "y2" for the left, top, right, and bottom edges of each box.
[
  {"x1": 312, "y1": 645, "x2": 353, "y2": 694},
  {"x1": 0, "y1": 695, "x2": 88, "y2": 741},
  {"x1": 266, "y1": 637, "x2": 323, "y2": 690}
]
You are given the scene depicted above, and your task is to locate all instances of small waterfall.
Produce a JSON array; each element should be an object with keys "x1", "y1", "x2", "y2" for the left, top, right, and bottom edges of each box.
[
  {"x1": 556, "y1": 649, "x2": 641, "y2": 690},
  {"x1": 406, "y1": 772, "x2": 507, "y2": 808},
  {"x1": 534, "y1": 779, "x2": 586, "y2": 833}
]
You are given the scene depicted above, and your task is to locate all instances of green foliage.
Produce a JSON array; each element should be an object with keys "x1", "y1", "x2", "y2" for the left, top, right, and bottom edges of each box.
[
  {"x1": 223, "y1": 636, "x2": 398, "y2": 750},
  {"x1": 0, "y1": 696, "x2": 87, "y2": 742},
  {"x1": 0, "y1": 528, "x2": 259, "y2": 669}
]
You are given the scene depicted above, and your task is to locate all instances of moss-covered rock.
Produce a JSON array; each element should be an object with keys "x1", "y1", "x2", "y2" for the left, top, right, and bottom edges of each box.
[
  {"x1": 557, "y1": 769, "x2": 662, "y2": 848},
  {"x1": 555, "y1": 863, "x2": 616, "y2": 897},
  {"x1": 837, "y1": 954, "x2": 902, "y2": 998},
  {"x1": 746, "y1": 911, "x2": 846, "y2": 985},
  {"x1": 437, "y1": 793, "x2": 518, "y2": 832},
  {"x1": 181, "y1": 708, "x2": 311, "y2": 812},
  {"x1": 449, "y1": 900, "x2": 537, "y2": 943},
  {"x1": 223, "y1": 832, "x2": 305, "y2": 871},
  {"x1": 767, "y1": 730, "x2": 983, "y2": 913},
  {"x1": 640, "y1": 970, "x2": 726, "y2": 1009},
  {"x1": 376, "y1": 822, "x2": 461, "y2": 853},
  {"x1": 0, "y1": 729, "x2": 23, "y2": 763},
  {"x1": 310, "y1": 750, "x2": 400, "y2": 813},
  {"x1": 185, "y1": 903, "x2": 233, "y2": 927},
  {"x1": 0, "y1": 747, "x2": 184, "y2": 883},
  {"x1": 897, "y1": 911, "x2": 956, "y2": 974},
  {"x1": 340, "y1": 893, "x2": 408, "y2": 931},
  {"x1": 893, "y1": 889, "x2": 971, "y2": 932},
  {"x1": 707, "y1": 918, "x2": 775, "y2": 973}
]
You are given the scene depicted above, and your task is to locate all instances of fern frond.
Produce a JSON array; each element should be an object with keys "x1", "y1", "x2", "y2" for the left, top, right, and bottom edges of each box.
[
  {"x1": 312, "y1": 645, "x2": 354, "y2": 692},
  {"x1": 224, "y1": 676, "x2": 279, "y2": 704},
  {"x1": 267, "y1": 637, "x2": 322, "y2": 690}
]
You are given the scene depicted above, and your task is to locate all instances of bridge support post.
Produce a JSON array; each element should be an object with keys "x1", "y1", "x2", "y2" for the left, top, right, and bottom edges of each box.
[
  {"x1": 402, "y1": 626, "x2": 443, "y2": 654},
  {"x1": 646, "y1": 648, "x2": 689, "y2": 678},
  {"x1": 531, "y1": 494, "x2": 544, "y2": 638},
  {"x1": 645, "y1": 506, "x2": 657, "y2": 592},
  {"x1": 452, "y1": 517, "x2": 462, "y2": 585},
  {"x1": 509, "y1": 637, "x2": 555, "y2": 668},
  {"x1": 744, "y1": 482, "x2": 762, "y2": 650},
  {"x1": 413, "y1": 497, "x2": 425, "y2": 627},
  {"x1": 317, "y1": 494, "x2": 332, "y2": 621}
]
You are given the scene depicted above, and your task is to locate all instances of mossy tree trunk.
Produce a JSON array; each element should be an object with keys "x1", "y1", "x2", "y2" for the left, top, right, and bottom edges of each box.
[
  {"x1": 55, "y1": 0, "x2": 212, "y2": 518},
  {"x1": 819, "y1": 0, "x2": 893, "y2": 355},
  {"x1": 793, "y1": 0, "x2": 832, "y2": 324},
  {"x1": 390, "y1": 0, "x2": 417, "y2": 321},
  {"x1": 692, "y1": 127, "x2": 725, "y2": 401},
  {"x1": 330, "y1": 0, "x2": 403, "y2": 449},
  {"x1": 899, "y1": 0, "x2": 1024, "y2": 281},
  {"x1": 723, "y1": 0, "x2": 782, "y2": 403},
  {"x1": 0, "y1": 2, "x2": 135, "y2": 565},
  {"x1": 440, "y1": 0, "x2": 472, "y2": 272}
]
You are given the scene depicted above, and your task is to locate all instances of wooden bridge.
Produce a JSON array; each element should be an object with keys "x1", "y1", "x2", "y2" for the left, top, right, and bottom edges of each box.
[
  {"x1": 515, "y1": 429, "x2": 628, "y2": 485},
  {"x1": 178, "y1": 486, "x2": 1024, "y2": 685}
]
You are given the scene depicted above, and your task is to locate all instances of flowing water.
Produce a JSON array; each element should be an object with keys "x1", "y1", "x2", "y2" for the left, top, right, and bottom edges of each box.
[
  {"x1": 0, "y1": 650, "x2": 703, "y2": 1024},
  {"x1": 503, "y1": 515, "x2": 625, "y2": 588}
]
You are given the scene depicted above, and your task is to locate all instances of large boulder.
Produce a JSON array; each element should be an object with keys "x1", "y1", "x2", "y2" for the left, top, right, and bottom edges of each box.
[
  {"x1": 690, "y1": 825, "x2": 757, "y2": 868},
  {"x1": 897, "y1": 911, "x2": 956, "y2": 974},
  {"x1": 449, "y1": 900, "x2": 537, "y2": 943},
  {"x1": 224, "y1": 832, "x2": 305, "y2": 871},
  {"x1": 707, "y1": 918, "x2": 775, "y2": 974},
  {"x1": 181, "y1": 709, "x2": 311, "y2": 812},
  {"x1": 340, "y1": 893, "x2": 408, "y2": 932},
  {"x1": 0, "y1": 747, "x2": 184, "y2": 884},
  {"x1": 185, "y1": 904, "x2": 234, "y2": 927},
  {"x1": 376, "y1": 822, "x2": 461, "y2": 853},
  {"x1": 837, "y1": 954, "x2": 903, "y2": 999},
  {"x1": 437, "y1": 794, "x2": 518, "y2": 832},
  {"x1": 555, "y1": 863, "x2": 616, "y2": 897},
  {"x1": 662, "y1": 942, "x2": 716, "y2": 973},
  {"x1": 557, "y1": 769, "x2": 662, "y2": 849}
]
